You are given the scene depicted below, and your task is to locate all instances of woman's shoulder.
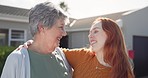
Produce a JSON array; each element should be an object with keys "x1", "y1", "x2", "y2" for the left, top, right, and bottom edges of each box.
[{"x1": 8, "y1": 47, "x2": 28, "y2": 59}]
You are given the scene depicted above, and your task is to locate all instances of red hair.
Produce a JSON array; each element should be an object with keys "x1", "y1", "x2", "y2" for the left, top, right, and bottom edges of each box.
[{"x1": 94, "y1": 17, "x2": 135, "y2": 78}]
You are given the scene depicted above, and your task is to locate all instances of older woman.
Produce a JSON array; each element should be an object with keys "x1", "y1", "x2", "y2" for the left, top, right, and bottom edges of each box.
[{"x1": 1, "y1": 2, "x2": 72, "y2": 78}]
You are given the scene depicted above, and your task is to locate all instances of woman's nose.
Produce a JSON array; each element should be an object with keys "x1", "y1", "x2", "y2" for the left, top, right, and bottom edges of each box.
[
  {"x1": 88, "y1": 33, "x2": 92, "y2": 38},
  {"x1": 62, "y1": 30, "x2": 67, "y2": 36}
]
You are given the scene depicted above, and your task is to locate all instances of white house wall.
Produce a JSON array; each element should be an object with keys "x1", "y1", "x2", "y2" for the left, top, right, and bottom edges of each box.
[
  {"x1": 0, "y1": 20, "x2": 31, "y2": 40},
  {"x1": 69, "y1": 31, "x2": 89, "y2": 48},
  {"x1": 122, "y1": 6, "x2": 148, "y2": 50}
]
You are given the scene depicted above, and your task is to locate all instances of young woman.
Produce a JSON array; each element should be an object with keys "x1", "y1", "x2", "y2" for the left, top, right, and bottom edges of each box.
[{"x1": 63, "y1": 17, "x2": 135, "y2": 78}]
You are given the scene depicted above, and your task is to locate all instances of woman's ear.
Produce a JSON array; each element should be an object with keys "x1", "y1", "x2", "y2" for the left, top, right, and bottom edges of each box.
[{"x1": 37, "y1": 23, "x2": 44, "y2": 32}]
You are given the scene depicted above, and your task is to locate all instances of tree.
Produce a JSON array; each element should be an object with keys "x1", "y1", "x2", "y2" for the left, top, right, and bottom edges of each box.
[{"x1": 59, "y1": 1, "x2": 69, "y2": 12}]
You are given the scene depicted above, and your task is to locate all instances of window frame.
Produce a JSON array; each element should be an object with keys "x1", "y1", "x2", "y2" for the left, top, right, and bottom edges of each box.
[{"x1": 8, "y1": 28, "x2": 27, "y2": 46}]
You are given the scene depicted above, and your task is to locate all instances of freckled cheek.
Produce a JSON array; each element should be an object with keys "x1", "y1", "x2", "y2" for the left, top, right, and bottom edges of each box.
[
  {"x1": 94, "y1": 34, "x2": 103, "y2": 41},
  {"x1": 103, "y1": 34, "x2": 108, "y2": 40}
]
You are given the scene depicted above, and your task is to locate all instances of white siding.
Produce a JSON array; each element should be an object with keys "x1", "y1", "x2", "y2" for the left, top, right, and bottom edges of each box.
[
  {"x1": 69, "y1": 31, "x2": 89, "y2": 48},
  {"x1": 122, "y1": 6, "x2": 148, "y2": 50}
]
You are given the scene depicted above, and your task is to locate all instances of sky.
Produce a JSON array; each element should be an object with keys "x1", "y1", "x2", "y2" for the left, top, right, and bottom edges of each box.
[{"x1": 0, "y1": 0, "x2": 148, "y2": 19}]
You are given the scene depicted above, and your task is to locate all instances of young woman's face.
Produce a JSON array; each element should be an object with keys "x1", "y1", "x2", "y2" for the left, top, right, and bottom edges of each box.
[{"x1": 88, "y1": 21, "x2": 107, "y2": 52}]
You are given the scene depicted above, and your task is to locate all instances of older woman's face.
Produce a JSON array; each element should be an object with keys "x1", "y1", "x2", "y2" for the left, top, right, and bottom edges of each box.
[
  {"x1": 43, "y1": 18, "x2": 67, "y2": 50},
  {"x1": 88, "y1": 21, "x2": 107, "y2": 52}
]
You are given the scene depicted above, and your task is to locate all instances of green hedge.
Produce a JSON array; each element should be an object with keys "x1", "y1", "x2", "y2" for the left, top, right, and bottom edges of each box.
[{"x1": 0, "y1": 46, "x2": 16, "y2": 76}]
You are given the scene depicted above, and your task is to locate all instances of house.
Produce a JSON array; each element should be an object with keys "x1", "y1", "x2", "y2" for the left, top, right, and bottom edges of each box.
[{"x1": 0, "y1": 5, "x2": 30, "y2": 46}]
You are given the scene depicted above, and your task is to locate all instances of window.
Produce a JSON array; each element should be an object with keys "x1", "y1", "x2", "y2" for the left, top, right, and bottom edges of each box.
[
  {"x1": 9, "y1": 29, "x2": 26, "y2": 47},
  {"x1": 0, "y1": 29, "x2": 8, "y2": 46},
  {"x1": 11, "y1": 30, "x2": 24, "y2": 39}
]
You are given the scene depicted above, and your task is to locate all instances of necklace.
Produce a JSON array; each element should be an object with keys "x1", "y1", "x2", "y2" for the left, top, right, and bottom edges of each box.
[
  {"x1": 95, "y1": 66, "x2": 107, "y2": 70},
  {"x1": 95, "y1": 56, "x2": 111, "y2": 70}
]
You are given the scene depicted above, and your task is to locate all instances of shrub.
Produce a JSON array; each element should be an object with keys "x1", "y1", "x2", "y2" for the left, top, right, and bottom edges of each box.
[{"x1": 0, "y1": 46, "x2": 16, "y2": 76}]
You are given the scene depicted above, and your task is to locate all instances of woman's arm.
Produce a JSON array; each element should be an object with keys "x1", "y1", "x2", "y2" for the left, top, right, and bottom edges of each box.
[{"x1": 62, "y1": 48, "x2": 89, "y2": 68}]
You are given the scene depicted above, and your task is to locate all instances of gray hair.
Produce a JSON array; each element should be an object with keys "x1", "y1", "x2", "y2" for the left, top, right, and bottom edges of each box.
[{"x1": 29, "y1": 2, "x2": 69, "y2": 36}]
